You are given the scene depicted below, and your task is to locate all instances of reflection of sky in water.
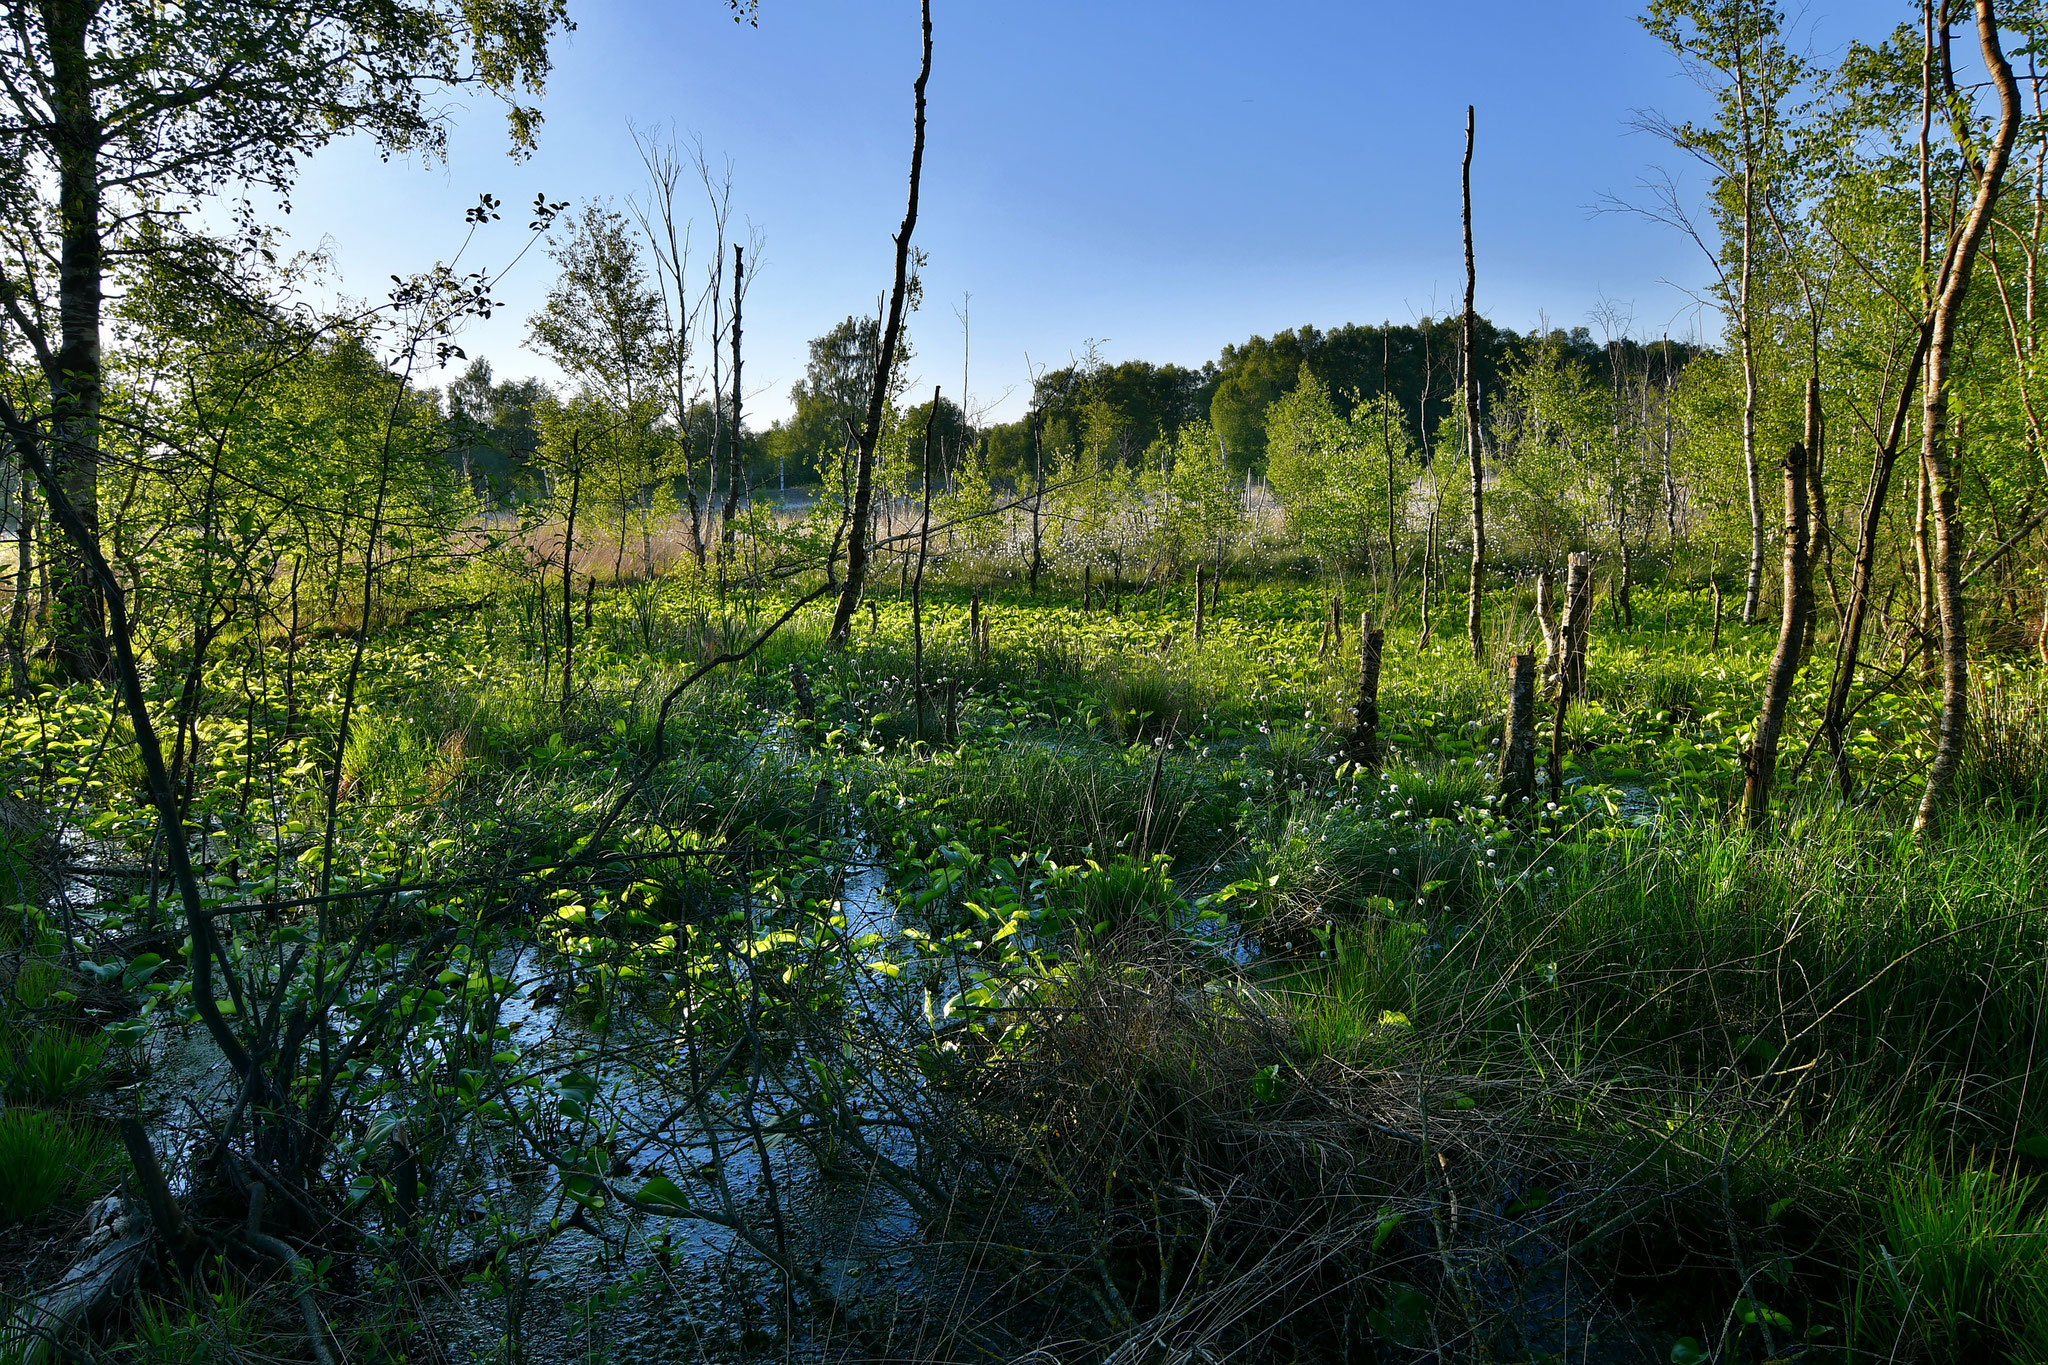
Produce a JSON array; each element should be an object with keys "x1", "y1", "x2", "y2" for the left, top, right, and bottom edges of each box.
[
  {"x1": 415, "y1": 827, "x2": 965, "y2": 1361},
  {"x1": 106, "y1": 793, "x2": 1659, "y2": 1361}
]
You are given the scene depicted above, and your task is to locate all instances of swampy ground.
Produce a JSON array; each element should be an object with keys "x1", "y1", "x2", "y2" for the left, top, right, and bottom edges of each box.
[{"x1": 4, "y1": 570, "x2": 2047, "y2": 1363}]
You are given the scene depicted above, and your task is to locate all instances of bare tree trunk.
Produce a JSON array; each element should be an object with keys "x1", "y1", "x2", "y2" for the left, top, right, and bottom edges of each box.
[
  {"x1": 683, "y1": 451, "x2": 706, "y2": 569},
  {"x1": 1029, "y1": 412, "x2": 1045, "y2": 592},
  {"x1": 1661, "y1": 341, "x2": 1679, "y2": 538},
  {"x1": 1348, "y1": 616, "x2": 1384, "y2": 771},
  {"x1": 1797, "y1": 378, "x2": 1821, "y2": 661},
  {"x1": 629, "y1": 130, "x2": 708, "y2": 570},
  {"x1": 1563, "y1": 552, "x2": 1593, "y2": 702},
  {"x1": 1733, "y1": 21, "x2": 1768, "y2": 629},
  {"x1": 1500, "y1": 651, "x2": 1537, "y2": 817},
  {"x1": 830, "y1": 0, "x2": 931, "y2": 648},
  {"x1": 1418, "y1": 498, "x2": 1438, "y2": 651},
  {"x1": 1821, "y1": 322, "x2": 1929, "y2": 797},
  {"x1": 912, "y1": 387, "x2": 937, "y2": 743},
  {"x1": 721, "y1": 243, "x2": 744, "y2": 553},
  {"x1": 1383, "y1": 323, "x2": 1399, "y2": 604},
  {"x1": 560, "y1": 442, "x2": 582, "y2": 718},
  {"x1": 613, "y1": 459, "x2": 629, "y2": 588},
  {"x1": 1461, "y1": 105, "x2": 1486, "y2": 663},
  {"x1": 1806, "y1": 389, "x2": 1835, "y2": 633},
  {"x1": 1917, "y1": 0, "x2": 2021, "y2": 838},
  {"x1": 1536, "y1": 568, "x2": 1561, "y2": 686},
  {"x1": 1914, "y1": 460, "x2": 1934, "y2": 662},
  {"x1": 1535, "y1": 567, "x2": 1565, "y2": 794},
  {"x1": 35, "y1": 0, "x2": 108, "y2": 679},
  {"x1": 1739, "y1": 334, "x2": 1765, "y2": 622},
  {"x1": 1615, "y1": 532, "x2": 1634, "y2": 630},
  {"x1": 1741, "y1": 440, "x2": 1811, "y2": 831}
]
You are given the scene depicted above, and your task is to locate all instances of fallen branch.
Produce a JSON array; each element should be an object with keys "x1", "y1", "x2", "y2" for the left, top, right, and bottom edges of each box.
[{"x1": 5, "y1": 1204, "x2": 149, "y2": 1365}]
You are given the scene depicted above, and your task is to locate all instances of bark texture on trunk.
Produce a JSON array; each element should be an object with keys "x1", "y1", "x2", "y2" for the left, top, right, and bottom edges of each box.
[
  {"x1": 1500, "y1": 651, "x2": 1537, "y2": 818},
  {"x1": 1917, "y1": 0, "x2": 2020, "y2": 838},
  {"x1": 47, "y1": 0, "x2": 108, "y2": 678},
  {"x1": 1742, "y1": 441, "x2": 1812, "y2": 831},
  {"x1": 1348, "y1": 617, "x2": 1384, "y2": 772},
  {"x1": 1461, "y1": 105, "x2": 1486, "y2": 663},
  {"x1": 720, "y1": 243, "x2": 744, "y2": 552}
]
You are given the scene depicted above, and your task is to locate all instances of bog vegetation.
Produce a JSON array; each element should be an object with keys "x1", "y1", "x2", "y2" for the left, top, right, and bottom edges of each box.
[{"x1": 3, "y1": 0, "x2": 2048, "y2": 1361}]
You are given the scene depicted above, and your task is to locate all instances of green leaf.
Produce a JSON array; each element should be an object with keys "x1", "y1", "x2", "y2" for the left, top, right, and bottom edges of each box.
[
  {"x1": 559, "y1": 1171, "x2": 604, "y2": 1210},
  {"x1": 1670, "y1": 1337, "x2": 1707, "y2": 1365},
  {"x1": 634, "y1": 1175, "x2": 691, "y2": 1213},
  {"x1": 103, "y1": 1018, "x2": 149, "y2": 1047},
  {"x1": 556, "y1": 1071, "x2": 598, "y2": 1123}
]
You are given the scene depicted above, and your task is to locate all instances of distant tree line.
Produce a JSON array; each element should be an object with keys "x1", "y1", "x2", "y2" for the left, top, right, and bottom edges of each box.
[{"x1": 437, "y1": 313, "x2": 1700, "y2": 513}]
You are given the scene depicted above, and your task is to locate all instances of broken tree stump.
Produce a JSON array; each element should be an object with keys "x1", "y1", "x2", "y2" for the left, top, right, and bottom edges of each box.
[
  {"x1": 1346, "y1": 614, "x2": 1385, "y2": 771},
  {"x1": 1501, "y1": 651, "x2": 1537, "y2": 817}
]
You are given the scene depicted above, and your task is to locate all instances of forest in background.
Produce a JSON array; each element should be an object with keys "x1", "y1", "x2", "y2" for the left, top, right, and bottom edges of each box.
[
  {"x1": 439, "y1": 312, "x2": 1690, "y2": 516},
  {"x1": 3, "y1": 0, "x2": 2048, "y2": 1362}
]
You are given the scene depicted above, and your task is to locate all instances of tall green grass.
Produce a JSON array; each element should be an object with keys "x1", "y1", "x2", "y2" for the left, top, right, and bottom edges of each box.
[
  {"x1": 1271, "y1": 795, "x2": 2048, "y2": 1352},
  {"x1": 0, "y1": 1108, "x2": 111, "y2": 1224},
  {"x1": 2, "y1": 1029, "x2": 109, "y2": 1104}
]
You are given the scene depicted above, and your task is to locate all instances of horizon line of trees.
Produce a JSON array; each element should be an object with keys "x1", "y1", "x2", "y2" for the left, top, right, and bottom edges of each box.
[{"x1": 436, "y1": 309, "x2": 1705, "y2": 508}]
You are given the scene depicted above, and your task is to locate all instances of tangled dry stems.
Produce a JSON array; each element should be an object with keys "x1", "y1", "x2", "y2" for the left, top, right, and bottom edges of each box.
[{"x1": 950, "y1": 942, "x2": 1694, "y2": 1362}]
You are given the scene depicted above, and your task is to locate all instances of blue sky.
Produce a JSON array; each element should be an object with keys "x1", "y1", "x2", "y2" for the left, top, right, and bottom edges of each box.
[{"x1": 281, "y1": 0, "x2": 1902, "y2": 423}]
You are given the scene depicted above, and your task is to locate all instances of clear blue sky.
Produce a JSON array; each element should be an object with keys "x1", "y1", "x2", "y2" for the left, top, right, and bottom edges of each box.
[{"x1": 281, "y1": 0, "x2": 1901, "y2": 424}]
